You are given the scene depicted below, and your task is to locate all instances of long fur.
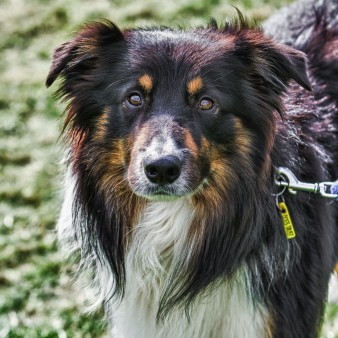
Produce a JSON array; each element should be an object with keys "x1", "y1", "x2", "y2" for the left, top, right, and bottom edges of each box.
[{"x1": 47, "y1": 1, "x2": 338, "y2": 337}]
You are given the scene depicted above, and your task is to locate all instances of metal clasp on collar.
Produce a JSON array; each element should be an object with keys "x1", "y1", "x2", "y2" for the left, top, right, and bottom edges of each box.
[{"x1": 275, "y1": 167, "x2": 338, "y2": 199}]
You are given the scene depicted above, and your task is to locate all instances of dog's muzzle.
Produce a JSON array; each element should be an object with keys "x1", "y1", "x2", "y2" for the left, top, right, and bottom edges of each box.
[{"x1": 127, "y1": 115, "x2": 204, "y2": 199}]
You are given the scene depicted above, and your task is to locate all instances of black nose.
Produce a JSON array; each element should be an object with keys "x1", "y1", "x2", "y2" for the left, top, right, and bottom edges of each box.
[{"x1": 144, "y1": 155, "x2": 182, "y2": 185}]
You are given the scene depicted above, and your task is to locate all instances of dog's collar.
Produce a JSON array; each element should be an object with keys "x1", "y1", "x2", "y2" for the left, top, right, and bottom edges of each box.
[{"x1": 274, "y1": 166, "x2": 338, "y2": 200}]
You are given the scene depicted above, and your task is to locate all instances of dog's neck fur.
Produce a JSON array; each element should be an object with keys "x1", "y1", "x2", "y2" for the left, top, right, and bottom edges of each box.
[{"x1": 111, "y1": 200, "x2": 272, "y2": 338}]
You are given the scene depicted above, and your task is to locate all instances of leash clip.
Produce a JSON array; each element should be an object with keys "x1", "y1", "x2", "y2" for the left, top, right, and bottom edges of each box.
[
  {"x1": 275, "y1": 167, "x2": 318, "y2": 195},
  {"x1": 275, "y1": 167, "x2": 338, "y2": 199},
  {"x1": 318, "y1": 182, "x2": 338, "y2": 198}
]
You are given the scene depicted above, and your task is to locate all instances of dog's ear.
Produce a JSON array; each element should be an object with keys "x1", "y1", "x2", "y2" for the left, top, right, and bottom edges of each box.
[
  {"x1": 269, "y1": 43, "x2": 311, "y2": 91},
  {"x1": 223, "y1": 12, "x2": 311, "y2": 92},
  {"x1": 46, "y1": 21, "x2": 124, "y2": 87},
  {"x1": 255, "y1": 41, "x2": 312, "y2": 92}
]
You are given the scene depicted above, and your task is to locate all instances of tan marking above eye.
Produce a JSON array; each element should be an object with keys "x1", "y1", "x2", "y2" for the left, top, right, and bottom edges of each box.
[
  {"x1": 187, "y1": 77, "x2": 203, "y2": 96},
  {"x1": 138, "y1": 74, "x2": 153, "y2": 92}
]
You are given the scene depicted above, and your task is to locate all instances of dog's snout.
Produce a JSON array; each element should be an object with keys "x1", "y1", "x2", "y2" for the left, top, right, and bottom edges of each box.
[{"x1": 144, "y1": 155, "x2": 182, "y2": 185}]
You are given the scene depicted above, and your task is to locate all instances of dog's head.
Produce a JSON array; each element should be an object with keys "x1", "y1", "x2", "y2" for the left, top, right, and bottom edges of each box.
[
  {"x1": 47, "y1": 18, "x2": 310, "y2": 203},
  {"x1": 47, "y1": 17, "x2": 311, "y2": 314}
]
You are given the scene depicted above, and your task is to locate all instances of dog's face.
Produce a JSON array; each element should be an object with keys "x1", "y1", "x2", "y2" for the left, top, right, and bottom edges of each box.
[
  {"x1": 117, "y1": 30, "x2": 251, "y2": 200},
  {"x1": 47, "y1": 20, "x2": 310, "y2": 204}
]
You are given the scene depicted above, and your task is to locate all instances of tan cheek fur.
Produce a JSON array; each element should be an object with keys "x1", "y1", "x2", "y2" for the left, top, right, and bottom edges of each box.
[
  {"x1": 93, "y1": 137, "x2": 145, "y2": 234},
  {"x1": 193, "y1": 137, "x2": 234, "y2": 209},
  {"x1": 233, "y1": 117, "x2": 252, "y2": 159},
  {"x1": 192, "y1": 117, "x2": 254, "y2": 213},
  {"x1": 184, "y1": 129, "x2": 198, "y2": 158},
  {"x1": 93, "y1": 109, "x2": 109, "y2": 142}
]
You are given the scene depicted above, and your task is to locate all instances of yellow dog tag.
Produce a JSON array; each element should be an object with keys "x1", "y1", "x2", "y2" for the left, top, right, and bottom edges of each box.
[{"x1": 279, "y1": 201, "x2": 296, "y2": 239}]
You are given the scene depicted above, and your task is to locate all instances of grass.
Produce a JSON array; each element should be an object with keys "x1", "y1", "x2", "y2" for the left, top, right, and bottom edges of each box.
[{"x1": 0, "y1": 0, "x2": 337, "y2": 337}]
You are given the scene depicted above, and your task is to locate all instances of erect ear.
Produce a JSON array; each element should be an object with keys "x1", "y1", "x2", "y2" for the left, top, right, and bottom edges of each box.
[
  {"x1": 46, "y1": 20, "x2": 124, "y2": 87},
  {"x1": 256, "y1": 41, "x2": 312, "y2": 92}
]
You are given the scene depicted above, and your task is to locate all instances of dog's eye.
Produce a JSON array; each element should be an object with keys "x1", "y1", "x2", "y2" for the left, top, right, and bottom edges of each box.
[
  {"x1": 198, "y1": 97, "x2": 214, "y2": 111},
  {"x1": 127, "y1": 93, "x2": 143, "y2": 107}
]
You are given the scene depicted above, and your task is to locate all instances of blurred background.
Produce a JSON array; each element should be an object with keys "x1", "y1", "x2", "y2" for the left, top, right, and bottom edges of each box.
[{"x1": 0, "y1": 0, "x2": 337, "y2": 337}]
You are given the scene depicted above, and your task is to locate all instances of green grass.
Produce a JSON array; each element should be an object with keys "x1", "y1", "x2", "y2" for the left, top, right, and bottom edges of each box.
[{"x1": 0, "y1": 0, "x2": 337, "y2": 337}]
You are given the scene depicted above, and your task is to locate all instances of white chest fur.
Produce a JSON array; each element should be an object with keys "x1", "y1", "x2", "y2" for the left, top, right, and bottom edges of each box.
[{"x1": 112, "y1": 200, "x2": 271, "y2": 338}]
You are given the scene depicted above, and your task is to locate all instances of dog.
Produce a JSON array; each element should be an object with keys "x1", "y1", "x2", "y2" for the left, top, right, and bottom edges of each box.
[{"x1": 46, "y1": 0, "x2": 338, "y2": 336}]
